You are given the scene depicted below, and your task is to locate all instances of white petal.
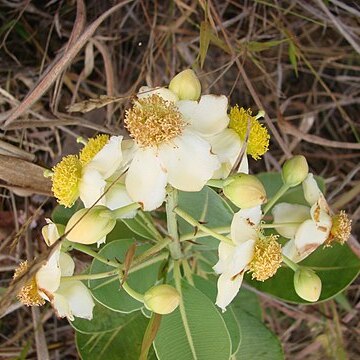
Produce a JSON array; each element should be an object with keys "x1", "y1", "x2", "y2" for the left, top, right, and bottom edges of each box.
[
  {"x1": 137, "y1": 86, "x2": 178, "y2": 103},
  {"x1": 59, "y1": 252, "x2": 75, "y2": 277},
  {"x1": 125, "y1": 148, "x2": 167, "y2": 211},
  {"x1": 79, "y1": 168, "x2": 106, "y2": 208},
  {"x1": 208, "y1": 129, "x2": 242, "y2": 179},
  {"x1": 231, "y1": 206, "x2": 262, "y2": 244},
  {"x1": 294, "y1": 219, "x2": 328, "y2": 260},
  {"x1": 36, "y1": 246, "x2": 61, "y2": 296},
  {"x1": 237, "y1": 152, "x2": 249, "y2": 174},
  {"x1": 104, "y1": 183, "x2": 136, "y2": 218},
  {"x1": 177, "y1": 95, "x2": 229, "y2": 137},
  {"x1": 229, "y1": 240, "x2": 255, "y2": 276},
  {"x1": 272, "y1": 203, "x2": 311, "y2": 238},
  {"x1": 282, "y1": 239, "x2": 303, "y2": 263},
  {"x1": 53, "y1": 280, "x2": 95, "y2": 320},
  {"x1": 215, "y1": 271, "x2": 245, "y2": 312},
  {"x1": 310, "y1": 202, "x2": 332, "y2": 231},
  {"x1": 213, "y1": 242, "x2": 236, "y2": 274},
  {"x1": 159, "y1": 131, "x2": 220, "y2": 191},
  {"x1": 42, "y1": 219, "x2": 60, "y2": 246},
  {"x1": 87, "y1": 136, "x2": 123, "y2": 179},
  {"x1": 303, "y1": 173, "x2": 322, "y2": 206}
]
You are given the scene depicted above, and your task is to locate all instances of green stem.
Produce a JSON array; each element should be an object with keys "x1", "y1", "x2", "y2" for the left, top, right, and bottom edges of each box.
[
  {"x1": 263, "y1": 184, "x2": 290, "y2": 215},
  {"x1": 206, "y1": 179, "x2": 225, "y2": 188},
  {"x1": 122, "y1": 281, "x2": 144, "y2": 302},
  {"x1": 174, "y1": 207, "x2": 233, "y2": 245},
  {"x1": 61, "y1": 269, "x2": 119, "y2": 282},
  {"x1": 132, "y1": 238, "x2": 171, "y2": 266},
  {"x1": 138, "y1": 210, "x2": 163, "y2": 242},
  {"x1": 180, "y1": 226, "x2": 230, "y2": 242},
  {"x1": 261, "y1": 222, "x2": 302, "y2": 228},
  {"x1": 182, "y1": 259, "x2": 194, "y2": 286},
  {"x1": 70, "y1": 243, "x2": 120, "y2": 268},
  {"x1": 166, "y1": 186, "x2": 182, "y2": 259},
  {"x1": 282, "y1": 254, "x2": 299, "y2": 272},
  {"x1": 112, "y1": 202, "x2": 141, "y2": 219}
]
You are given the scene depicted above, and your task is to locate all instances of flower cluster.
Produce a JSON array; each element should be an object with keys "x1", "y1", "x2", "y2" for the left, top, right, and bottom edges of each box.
[{"x1": 13, "y1": 69, "x2": 351, "y2": 325}]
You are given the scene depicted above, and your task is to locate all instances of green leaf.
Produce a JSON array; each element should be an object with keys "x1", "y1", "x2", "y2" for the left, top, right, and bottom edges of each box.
[
  {"x1": 178, "y1": 186, "x2": 233, "y2": 250},
  {"x1": 154, "y1": 280, "x2": 231, "y2": 360},
  {"x1": 89, "y1": 239, "x2": 164, "y2": 313},
  {"x1": 198, "y1": 21, "x2": 211, "y2": 68},
  {"x1": 247, "y1": 244, "x2": 360, "y2": 303},
  {"x1": 52, "y1": 201, "x2": 83, "y2": 225},
  {"x1": 247, "y1": 39, "x2": 286, "y2": 52},
  {"x1": 232, "y1": 288, "x2": 262, "y2": 320},
  {"x1": 232, "y1": 310, "x2": 283, "y2": 359},
  {"x1": 288, "y1": 41, "x2": 299, "y2": 77},
  {"x1": 76, "y1": 312, "x2": 148, "y2": 360},
  {"x1": 71, "y1": 299, "x2": 129, "y2": 334},
  {"x1": 106, "y1": 220, "x2": 146, "y2": 242},
  {"x1": 192, "y1": 276, "x2": 241, "y2": 355}
]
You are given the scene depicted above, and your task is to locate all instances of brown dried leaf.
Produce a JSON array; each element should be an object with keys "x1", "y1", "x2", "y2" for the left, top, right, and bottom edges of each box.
[
  {"x1": 0, "y1": 155, "x2": 51, "y2": 196},
  {"x1": 122, "y1": 242, "x2": 137, "y2": 285}
]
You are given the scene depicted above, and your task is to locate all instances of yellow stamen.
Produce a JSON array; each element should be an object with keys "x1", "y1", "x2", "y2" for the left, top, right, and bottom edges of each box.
[
  {"x1": 124, "y1": 95, "x2": 185, "y2": 147},
  {"x1": 79, "y1": 134, "x2": 109, "y2": 166},
  {"x1": 326, "y1": 210, "x2": 351, "y2": 246},
  {"x1": 229, "y1": 106, "x2": 270, "y2": 160},
  {"x1": 249, "y1": 235, "x2": 282, "y2": 281},
  {"x1": 13, "y1": 261, "x2": 45, "y2": 307},
  {"x1": 52, "y1": 155, "x2": 82, "y2": 207}
]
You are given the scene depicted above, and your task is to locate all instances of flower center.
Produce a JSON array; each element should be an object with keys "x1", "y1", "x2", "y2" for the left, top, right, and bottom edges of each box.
[
  {"x1": 249, "y1": 235, "x2": 282, "y2": 281},
  {"x1": 52, "y1": 155, "x2": 82, "y2": 208},
  {"x1": 13, "y1": 261, "x2": 45, "y2": 307},
  {"x1": 229, "y1": 106, "x2": 270, "y2": 160},
  {"x1": 327, "y1": 210, "x2": 351, "y2": 246},
  {"x1": 124, "y1": 94, "x2": 185, "y2": 147},
  {"x1": 79, "y1": 134, "x2": 109, "y2": 166}
]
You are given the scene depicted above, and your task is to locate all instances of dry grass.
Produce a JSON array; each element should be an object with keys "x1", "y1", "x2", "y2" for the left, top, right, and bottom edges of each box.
[{"x1": 0, "y1": 0, "x2": 359, "y2": 359}]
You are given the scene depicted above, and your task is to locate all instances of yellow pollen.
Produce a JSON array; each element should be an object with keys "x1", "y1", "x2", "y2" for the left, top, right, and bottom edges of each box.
[
  {"x1": 52, "y1": 155, "x2": 82, "y2": 208},
  {"x1": 229, "y1": 106, "x2": 270, "y2": 160},
  {"x1": 326, "y1": 210, "x2": 352, "y2": 246},
  {"x1": 79, "y1": 134, "x2": 109, "y2": 166},
  {"x1": 13, "y1": 261, "x2": 45, "y2": 307},
  {"x1": 124, "y1": 94, "x2": 185, "y2": 147},
  {"x1": 249, "y1": 235, "x2": 282, "y2": 281}
]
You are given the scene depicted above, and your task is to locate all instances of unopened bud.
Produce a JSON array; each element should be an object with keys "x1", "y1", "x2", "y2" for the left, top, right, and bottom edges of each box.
[
  {"x1": 294, "y1": 268, "x2": 322, "y2": 302},
  {"x1": 144, "y1": 284, "x2": 180, "y2": 315},
  {"x1": 223, "y1": 174, "x2": 267, "y2": 208},
  {"x1": 65, "y1": 206, "x2": 116, "y2": 245},
  {"x1": 42, "y1": 219, "x2": 65, "y2": 246},
  {"x1": 282, "y1": 155, "x2": 309, "y2": 187},
  {"x1": 169, "y1": 69, "x2": 201, "y2": 101}
]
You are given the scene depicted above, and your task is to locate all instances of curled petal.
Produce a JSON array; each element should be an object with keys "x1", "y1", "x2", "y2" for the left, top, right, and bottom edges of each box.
[
  {"x1": 231, "y1": 206, "x2": 262, "y2": 245},
  {"x1": 213, "y1": 242, "x2": 235, "y2": 274},
  {"x1": 59, "y1": 252, "x2": 75, "y2": 277},
  {"x1": 53, "y1": 280, "x2": 95, "y2": 321},
  {"x1": 215, "y1": 271, "x2": 245, "y2": 312},
  {"x1": 105, "y1": 183, "x2": 136, "y2": 218},
  {"x1": 229, "y1": 240, "x2": 255, "y2": 276},
  {"x1": 79, "y1": 168, "x2": 106, "y2": 208},
  {"x1": 303, "y1": 173, "x2": 322, "y2": 206},
  {"x1": 159, "y1": 131, "x2": 220, "y2": 191},
  {"x1": 272, "y1": 203, "x2": 310, "y2": 238},
  {"x1": 208, "y1": 129, "x2": 242, "y2": 179},
  {"x1": 177, "y1": 95, "x2": 229, "y2": 137},
  {"x1": 125, "y1": 147, "x2": 167, "y2": 211}
]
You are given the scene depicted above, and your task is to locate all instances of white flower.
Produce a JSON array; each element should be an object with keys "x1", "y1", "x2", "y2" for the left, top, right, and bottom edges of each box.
[
  {"x1": 40, "y1": 247, "x2": 94, "y2": 321},
  {"x1": 272, "y1": 173, "x2": 332, "y2": 263},
  {"x1": 15, "y1": 246, "x2": 94, "y2": 321},
  {"x1": 124, "y1": 88, "x2": 226, "y2": 211},
  {"x1": 213, "y1": 206, "x2": 260, "y2": 312}
]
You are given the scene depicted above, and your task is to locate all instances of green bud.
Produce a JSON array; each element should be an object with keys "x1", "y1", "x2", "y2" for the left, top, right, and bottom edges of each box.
[
  {"x1": 65, "y1": 206, "x2": 116, "y2": 245},
  {"x1": 144, "y1": 284, "x2": 180, "y2": 315},
  {"x1": 169, "y1": 69, "x2": 201, "y2": 101},
  {"x1": 294, "y1": 268, "x2": 322, "y2": 302},
  {"x1": 223, "y1": 174, "x2": 267, "y2": 208},
  {"x1": 282, "y1": 155, "x2": 309, "y2": 187}
]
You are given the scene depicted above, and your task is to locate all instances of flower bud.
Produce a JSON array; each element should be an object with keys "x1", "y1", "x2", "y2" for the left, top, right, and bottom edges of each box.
[
  {"x1": 223, "y1": 174, "x2": 267, "y2": 208},
  {"x1": 65, "y1": 206, "x2": 116, "y2": 245},
  {"x1": 282, "y1": 155, "x2": 309, "y2": 187},
  {"x1": 294, "y1": 268, "x2": 322, "y2": 302},
  {"x1": 42, "y1": 219, "x2": 65, "y2": 246},
  {"x1": 169, "y1": 69, "x2": 201, "y2": 101},
  {"x1": 143, "y1": 284, "x2": 180, "y2": 315}
]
